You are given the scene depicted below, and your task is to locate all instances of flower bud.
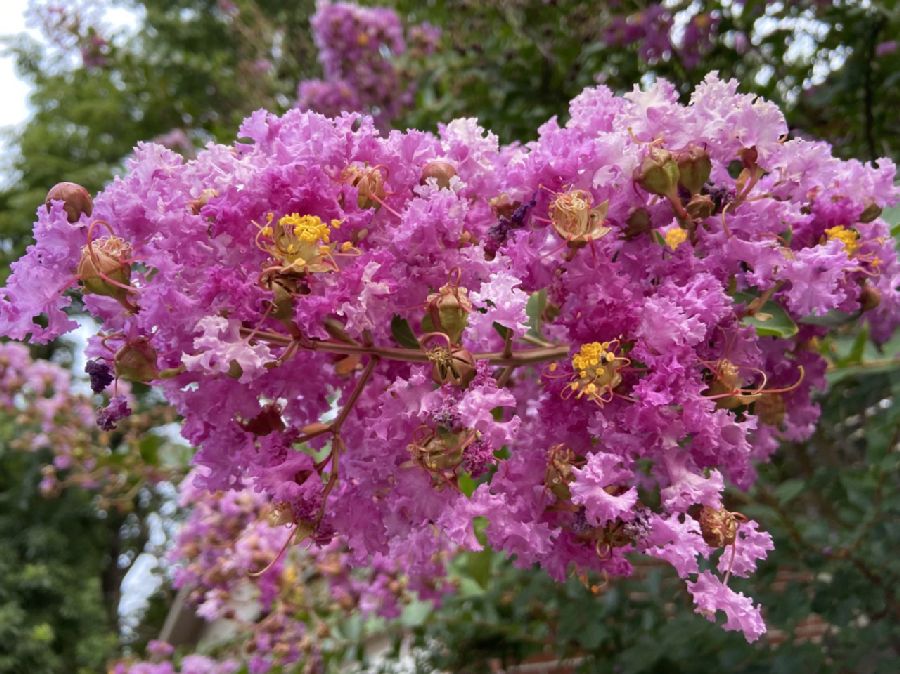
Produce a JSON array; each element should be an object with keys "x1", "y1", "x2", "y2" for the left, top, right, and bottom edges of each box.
[
  {"x1": 341, "y1": 163, "x2": 385, "y2": 209},
  {"x1": 623, "y1": 207, "x2": 651, "y2": 240},
  {"x1": 675, "y1": 144, "x2": 711, "y2": 195},
  {"x1": 426, "y1": 284, "x2": 472, "y2": 344},
  {"x1": 635, "y1": 147, "x2": 679, "y2": 198},
  {"x1": 114, "y1": 337, "x2": 159, "y2": 383},
  {"x1": 420, "y1": 160, "x2": 457, "y2": 189},
  {"x1": 859, "y1": 202, "x2": 882, "y2": 223},
  {"x1": 685, "y1": 193, "x2": 715, "y2": 220},
  {"x1": 227, "y1": 360, "x2": 244, "y2": 379},
  {"x1": 46, "y1": 182, "x2": 93, "y2": 223},
  {"x1": 430, "y1": 346, "x2": 476, "y2": 388},
  {"x1": 268, "y1": 502, "x2": 294, "y2": 527},
  {"x1": 77, "y1": 236, "x2": 132, "y2": 300},
  {"x1": 859, "y1": 284, "x2": 881, "y2": 312}
]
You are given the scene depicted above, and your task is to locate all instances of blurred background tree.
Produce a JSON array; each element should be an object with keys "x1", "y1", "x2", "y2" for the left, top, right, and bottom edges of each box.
[{"x1": 0, "y1": 1, "x2": 897, "y2": 672}]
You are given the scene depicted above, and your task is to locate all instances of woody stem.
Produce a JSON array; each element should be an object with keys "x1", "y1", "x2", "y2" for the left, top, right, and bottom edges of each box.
[{"x1": 239, "y1": 328, "x2": 571, "y2": 367}]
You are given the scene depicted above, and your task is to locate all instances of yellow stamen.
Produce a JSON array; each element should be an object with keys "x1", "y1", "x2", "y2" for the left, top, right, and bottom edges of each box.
[
  {"x1": 824, "y1": 225, "x2": 859, "y2": 256},
  {"x1": 665, "y1": 227, "x2": 688, "y2": 250},
  {"x1": 257, "y1": 213, "x2": 339, "y2": 273},
  {"x1": 569, "y1": 341, "x2": 627, "y2": 404}
]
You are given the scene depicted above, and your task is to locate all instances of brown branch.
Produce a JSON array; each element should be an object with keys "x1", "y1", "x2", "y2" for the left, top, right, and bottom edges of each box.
[
  {"x1": 239, "y1": 327, "x2": 571, "y2": 367},
  {"x1": 332, "y1": 355, "x2": 379, "y2": 433}
]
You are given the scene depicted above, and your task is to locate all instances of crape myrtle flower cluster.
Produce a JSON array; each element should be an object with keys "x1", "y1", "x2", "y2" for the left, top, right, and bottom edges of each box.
[
  {"x1": 28, "y1": 0, "x2": 112, "y2": 70},
  {"x1": 111, "y1": 652, "x2": 240, "y2": 674},
  {"x1": 2, "y1": 73, "x2": 898, "y2": 643},
  {"x1": 297, "y1": 0, "x2": 438, "y2": 128},
  {"x1": 116, "y1": 470, "x2": 423, "y2": 674},
  {"x1": 0, "y1": 342, "x2": 178, "y2": 508}
]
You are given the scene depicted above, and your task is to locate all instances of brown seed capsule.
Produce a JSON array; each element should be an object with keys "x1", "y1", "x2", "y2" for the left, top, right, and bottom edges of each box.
[
  {"x1": 76, "y1": 236, "x2": 132, "y2": 300},
  {"x1": 262, "y1": 274, "x2": 300, "y2": 321},
  {"x1": 635, "y1": 147, "x2": 680, "y2": 198},
  {"x1": 754, "y1": 393, "x2": 785, "y2": 427},
  {"x1": 549, "y1": 189, "x2": 610, "y2": 243},
  {"x1": 429, "y1": 346, "x2": 476, "y2": 388},
  {"x1": 858, "y1": 202, "x2": 882, "y2": 223},
  {"x1": 489, "y1": 193, "x2": 517, "y2": 219},
  {"x1": 675, "y1": 144, "x2": 712, "y2": 195},
  {"x1": 408, "y1": 426, "x2": 472, "y2": 475},
  {"x1": 699, "y1": 505, "x2": 742, "y2": 548},
  {"x1": 341, "y1": 163, "x2": 385, "y2": 209},
  {"x1": 420, "y1": 160, "x2": 457, "y2": 189},
  {"x1": 268, "y1": 502, "x2": 295, "y2": 527},
  {"x1": 623, "y1": 207, "x2": 652, "y2": 240},
  {"x1": 46, "y1": 182, "x2": 93, "y2": 223},
  {"x1": 114, "y1": 337, "x2": 159, "y2": 383},
  {"x1": 188, "y1": 188, "x2": 218, "y2": 215},
  {"x1": 685, "y1": 193, "x2": 715, "y2": 220},
  {"x1": 859, "y1": 284, "x2": 881, "y2": 312},
  {"x1": 706, "y1": 359, "x2": 745, "y2": 409},
  {"x1": 544, "y1": 444, "x2": 582, "y2": 501},
  {"x1": 426, "y1": 283, "x2": 472, "y2": 345}
]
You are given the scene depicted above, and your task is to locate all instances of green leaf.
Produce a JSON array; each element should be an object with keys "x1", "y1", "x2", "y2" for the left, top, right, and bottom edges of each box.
[
  {"x1": 492, "y1": 321, "x2": 513, "y2": 341},
  {"x1": 138, "y1": 434, "x2": 163, "y2": 466},
  {"x1": 774, "y1": 478, "x2": 805, "y2": 505},
  {"x1": 733, "y1": 292, "x2": 798, "y2": 338},
  {"x1": 835, "y1": 327, "x2": 868, "y2": 367},
  {"x1": 400, "y1": 601, "x2": 433, "y2": 627},
  {"x1": 462, "y1": 549, "x2": 494, "y2": 589},
  {"x1": 798, "y1": 310, "x2": 856, "y2": 327},
  {"x1": 651, "y1": 230, "x2": 666, "y2": 247},
  {"x1": 390, "y1": 315, "x2": 420, "y2": 349},
  {"x1": 525, "y1": 289, "x2": 547, "y2": 338},
  {"x1": 458, "y1": 471, "x2": 477, "y2": 497}
]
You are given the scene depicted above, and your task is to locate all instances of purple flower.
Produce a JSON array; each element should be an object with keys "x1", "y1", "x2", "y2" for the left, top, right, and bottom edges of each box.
[
  {"x1": 96, "y1": 395, "x2": 131, "y2": 431},
  {"x1": 876, "y1": 40, "x2": 897, "y2": 57},
  {"x1": 85, "y1": 359, "x2": 114, "y2": 393},
  {"x1": 688, "y1": 571, "x2": 766, "y2": 642}
]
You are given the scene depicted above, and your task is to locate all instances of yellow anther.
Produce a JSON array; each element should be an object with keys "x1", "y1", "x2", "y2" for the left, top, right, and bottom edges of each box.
[
  {"x1": 568, "y1": 341, "x2": 628, "y2": 405},
  {"x1": 824, "y1": 225, "x2": 859, "y2": 256},
  {"x1": 256, "y1": 213, "x2": 338, "y2": 273},
  {"x1": 664, "y1": 227, "x2": 688, "y2": 250}
]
